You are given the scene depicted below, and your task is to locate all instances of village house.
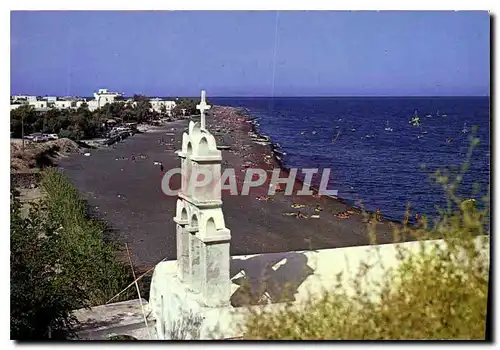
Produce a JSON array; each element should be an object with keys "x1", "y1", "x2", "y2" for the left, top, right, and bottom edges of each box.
[
  {"x1": 74, "y1": 100, "x2": 87, "y2": 109},
  {"x1": 10, "y1": 95, "x2": 40, "y2": 108},
  {"x1": 149, "y1": 98, "x2": 176, "y2": 116},
  {"x1": 29, "y1": 100, "x2": 48, "y2": 109},
  {"x1": 44, "y1": 96, "x2": 57, "y2": 103},
  {"x1": 95, "y1": 88, "x2": 122, "y2": 103},
  {"x1": 85, "y1": 88, "x2": 124, "y2": 111},
  {"x1": 53, "y1": 100, "x2": 72, "y2": 109},
  {"x1": 11, "y1": 95, "x2": 36, "y2": 103},
  {"x1": 86, "y1": 100, "x2": 99, "y2": 111}
]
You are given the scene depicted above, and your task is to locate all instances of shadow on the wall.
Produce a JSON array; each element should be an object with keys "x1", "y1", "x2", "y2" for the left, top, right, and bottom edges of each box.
[{"x1": 230, "y1": 251, "x2": 314, "y2": 307}]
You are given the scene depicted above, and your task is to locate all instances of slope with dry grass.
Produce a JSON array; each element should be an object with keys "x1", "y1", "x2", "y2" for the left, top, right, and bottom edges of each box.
[{"x1": 10, "y1": 138, "x2": 82, "y2": 173}]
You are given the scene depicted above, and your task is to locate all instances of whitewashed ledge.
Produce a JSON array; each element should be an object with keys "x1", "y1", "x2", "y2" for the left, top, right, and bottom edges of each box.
[
  {"x1": 71, "y1": 299, "x2": 157, "y2": 340},
  {"x1": 72, "y1": 235, "x2": 490, "y2": 340}
]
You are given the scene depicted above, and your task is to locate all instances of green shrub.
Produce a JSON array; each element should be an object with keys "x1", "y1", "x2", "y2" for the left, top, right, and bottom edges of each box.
[
  {"x1": 40, "y1": 168, "x2": 133, "y2": 306},
  {"x1": 10, "y1": 169, "x2": 133, "y2": 339},
  {"x1": 11, "y1": 195, "x2": 81, "y2": 339}
]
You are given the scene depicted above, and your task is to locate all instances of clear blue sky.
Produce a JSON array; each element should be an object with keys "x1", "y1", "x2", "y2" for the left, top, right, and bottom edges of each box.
[{"x1": 11, "y1": 11, "x2": 490, "y2": 97}]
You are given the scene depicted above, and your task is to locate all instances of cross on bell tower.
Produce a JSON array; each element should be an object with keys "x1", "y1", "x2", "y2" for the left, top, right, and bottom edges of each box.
[{"x1": 196, "y1": 90, "x2": 211, "y2": 130}]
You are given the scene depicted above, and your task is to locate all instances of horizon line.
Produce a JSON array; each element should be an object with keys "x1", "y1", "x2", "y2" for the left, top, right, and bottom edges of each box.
[
  {"x1": 208, "y1": 95, "x2": 490, "y2": 98},
  {"x1": 10, "y1": 93, "x2": 490, "y2": 98}
]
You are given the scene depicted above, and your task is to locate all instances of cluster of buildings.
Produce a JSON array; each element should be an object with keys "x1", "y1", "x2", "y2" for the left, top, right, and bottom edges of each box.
[
  {"x1": 10, "y1": 89, "x2": 177, "y2": 116},
  {"x1": 10, "y1": 95, "x2": 77, "y2": 111}
]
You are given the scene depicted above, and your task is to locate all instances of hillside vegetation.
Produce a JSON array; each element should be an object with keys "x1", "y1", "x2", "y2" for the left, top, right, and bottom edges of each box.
[{"x1": 11, "y1": 169, "x2": 134, "y2": 339}]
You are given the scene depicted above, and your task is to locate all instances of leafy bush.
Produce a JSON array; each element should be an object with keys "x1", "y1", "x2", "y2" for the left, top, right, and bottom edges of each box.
[
  {"x1": 240, "y1": 131, "x2": 490, "y2": 340},
  {"x1": 11, "y1": 195, "x2": 81, "y2": 339},
  {"x1": 39, "y1": 168, "x2": 133, "y2": 306},
  {"x1": 10, "y1": 169, "x2": 133, "y2": 339},
  {"x1": 10, "y1": 105, "x2": 39, "y2": 137}
]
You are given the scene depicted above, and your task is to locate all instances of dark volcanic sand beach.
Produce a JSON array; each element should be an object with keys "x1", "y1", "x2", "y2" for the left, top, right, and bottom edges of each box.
[{"x1": 58, "y1": 107, "x2": 399, "y2": 271}]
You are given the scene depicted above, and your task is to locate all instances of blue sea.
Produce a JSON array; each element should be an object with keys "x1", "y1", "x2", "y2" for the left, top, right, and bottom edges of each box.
[{"x1": 212, "y1": 97, "x2": 490, "y2": 222}]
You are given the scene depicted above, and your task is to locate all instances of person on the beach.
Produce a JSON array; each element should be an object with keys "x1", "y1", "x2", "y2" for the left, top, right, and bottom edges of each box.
[
  {"x1": 334, "y1": 211, "x2": 349, "y2": 220},
  {"x1": 296, "y1": 211, "x2": 307, "y2": 219},
  {"x1": 403, "y1": 212, "x2": 410, "y2": 225},
  {"x1": 160, "y1": 164, "x2": 164, "y2": 172},
  {"x1": 420, "y1": 214, "x2": 427, "y2": 227},
  {"x1": 375, "y1": 208, "x2": 382, "y2": 222},
  {"x1": 275, "y1": 183, "x2": 283, "y2": 192}
]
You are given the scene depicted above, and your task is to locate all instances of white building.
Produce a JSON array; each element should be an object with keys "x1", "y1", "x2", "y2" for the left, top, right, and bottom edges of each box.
[
  {"x1": 75, "y1": 101, "x2": 87, "y2": 109},
  {"x1": 53, "y1": 100, "x2": 72, "y2": 109},
  {"x1": 12, "y1": 95, "x2": 28, "y2": 102},
  {"x1": 94, "y1": 88, "x2": 122, "y2": 105},
  {"x1": 11, "y1": 95, "x2": 37, "y2": 109},
  {"x1": 29, "y1": 100, "x2": 48, "y2": 109},
  {"x1": 149, "y1": 98, "x2": 176, "y2": 116},
  {"x1": 10, "y1": 99, "x2": 48, "y2": 111},
  {"x1": 79, "y1": 88, "x2": 124, "y2": 111},
  {"x1": 86, "y1": 100, "x2": 100, "y2": 112},
  {"x1": 10, "y1": 95, "x2": 73, "y2": 111},
  {"x1": 11, "y1": 95, "x2": 37, "y2": 103},
  {"x1": 11, "y1": 95, "x2": 22, "y2": 103},
  {"x1": 10, "y1": 97, "x2": 85, "y2": 112}
]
